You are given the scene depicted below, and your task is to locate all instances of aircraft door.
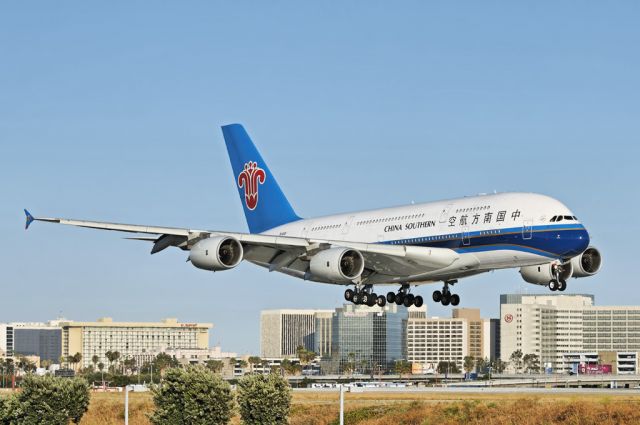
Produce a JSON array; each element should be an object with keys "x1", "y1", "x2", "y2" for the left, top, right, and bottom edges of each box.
[
  {"x1": 302, "y1": 222, "x2": 313, "y2": 239},
  {"x1": 522, "y1": 219, "x2": 533, "y2": 240},
  {"x1": 342, "y1": 216, "x2": 355, "y2": 235},
  {"x1": 462, "y1": 226, "x2": 470, "y2": 246},
  {"x1": 439, "y1": 203, "x2": 453, "y2": 223}
]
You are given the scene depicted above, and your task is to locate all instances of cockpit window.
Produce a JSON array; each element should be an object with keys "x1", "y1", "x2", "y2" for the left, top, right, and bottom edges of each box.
[
  {"x1": 557, "y1": 216, "x2": 563, "y2": 222},
  {"x1": 550, "y1": 216, "x2": 557, "y2": 222},
  {"x1": 564, "y1": 215, "x2": 574, "y2": 221}
]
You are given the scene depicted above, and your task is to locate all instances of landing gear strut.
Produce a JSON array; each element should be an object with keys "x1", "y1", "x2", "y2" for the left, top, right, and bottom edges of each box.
[
  {"x1": 385, "y1": 285, "x2": 423, "y2": 308},
  {"x1": 344, "y1": 285, "x2": 386, "y2": 307},
  {"x1": 432, "y1": 280, "x2": 460, "y2": 306},
  {"x1": 548, "y1": 264, "x2": 567, "y2": 292}
]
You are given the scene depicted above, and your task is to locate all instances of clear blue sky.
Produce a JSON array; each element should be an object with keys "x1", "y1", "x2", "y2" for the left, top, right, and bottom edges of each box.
[{"x1": 1, "y1": 2, "x2": 638, "y2": 354}]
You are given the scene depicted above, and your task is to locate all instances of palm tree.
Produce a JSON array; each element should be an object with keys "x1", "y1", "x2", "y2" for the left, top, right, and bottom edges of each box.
[
  {"x1": 91, "y1": 355, "x2": 99, "y2": 371},
  {"x1": 73, "y1": 352, "x2": 82, "y2": 371},
  {"x1": 97, "y1": 362, "x2": 105, "y2": 387},
  {"x1": 112, "y1": 351, "x2": 121, "y2": 373},
  {"x1": 206, "y1": 360, "x2": 224, "y2": 373},
  {"x1": 105, "y1": 350, "x2": 115, "y2": 372},
  {"x1": 238, "y1": 359, "x2": 248, "y2": 375},
  {"x1": 247, "y1": 356, "x2": 261, "y2": 373},
  {"x1": 463, "y1": 356, "x2": 475, "y2": 375}
]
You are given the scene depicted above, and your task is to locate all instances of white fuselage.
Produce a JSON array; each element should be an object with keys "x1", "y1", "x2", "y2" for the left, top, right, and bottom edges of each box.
[{"x1": 264, "y1": 192, "x2": 590, "y2": 285}]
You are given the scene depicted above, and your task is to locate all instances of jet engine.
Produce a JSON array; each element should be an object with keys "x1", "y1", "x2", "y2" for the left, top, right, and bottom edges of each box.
[
  {"x1": 309, "y1": 247, "x2": 365, "y2": 283},
  {"x1": 189, "y1": 236, "x2": 244, "y2": 271},
  {"x1": 520, "y1": 261, "x2": 573, "y2": 286},
  {"x1": 570, "y1": 246, "x2": 602, "y2": 277}
]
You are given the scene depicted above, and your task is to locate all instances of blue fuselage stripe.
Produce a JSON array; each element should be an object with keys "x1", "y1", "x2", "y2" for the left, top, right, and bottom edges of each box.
[{"x1": 380, "y1": 224, "x2": 590, "y2": 259}]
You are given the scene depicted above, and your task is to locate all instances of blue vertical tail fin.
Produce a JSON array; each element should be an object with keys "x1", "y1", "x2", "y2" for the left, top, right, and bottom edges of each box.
[{"x1": 221, "y1": 124, "x2": 301, "y2": 234}]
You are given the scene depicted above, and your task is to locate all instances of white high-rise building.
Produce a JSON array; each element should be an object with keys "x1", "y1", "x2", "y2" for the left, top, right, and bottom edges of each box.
[
  {"x1": 260, "y1": 310, "x2": 333, "y2": 358},
  {"x1": 500, "y1": 294, "x2": 640, "y2": 372}
]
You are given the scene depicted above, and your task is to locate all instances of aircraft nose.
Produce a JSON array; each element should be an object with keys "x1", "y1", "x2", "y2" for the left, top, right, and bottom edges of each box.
[{"x1": 568, "y1": 225, "x2": 590, "y2": 257}]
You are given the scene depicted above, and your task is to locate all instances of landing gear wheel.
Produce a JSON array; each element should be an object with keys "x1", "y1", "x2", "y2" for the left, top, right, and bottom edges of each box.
[
  {"x1": 395, "y1": 293, "x2": 405, "y2": 305},
  {"x1": 353, "y1": 293, "x2": 361, "y2": 304},
  {"x1": 432, "y1": 290, "x2": 442, "y2": 303},
  {"x1": 344, "y1": 289, "x2": 355, "y2": 302},
  {"x1": 386, "y1": 292, "x2": 396, "y2": 303},
  {"x1": 450, "y1": 294, "x2": 460, "y2": 306},
  {"x1": 558, "y1": 280, "x2": 567, "y2": 292},
  {"x1": 414, "y1": 295, "x2": 424, "y2": 308},
  {"x1": 549, "y1": 280, "x2": 558, "y2": 291},
  {"x1": 403, "y1": 294, "x2": 414, "y2": 308},
  {"x1": 441, "y1": 292, "x2": 451, "y2": 306},
  {"x1": 367, "y1": 293, "x2": 377, "y2": 307},
  {"x1": 376, "y1": 295, "x2": 386, "y2": 307},
  {"x1": 361, "y1": 293, "x2": 370, "y2": 305}
]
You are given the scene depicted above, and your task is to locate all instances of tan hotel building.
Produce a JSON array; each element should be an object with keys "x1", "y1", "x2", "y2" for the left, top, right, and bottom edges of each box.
[
  {"x1": 61, "y1": 318, "x2": 211, "y2": 368},
  {"x1": 407, "y1": 307, "x2": 494, "y2": 372}
]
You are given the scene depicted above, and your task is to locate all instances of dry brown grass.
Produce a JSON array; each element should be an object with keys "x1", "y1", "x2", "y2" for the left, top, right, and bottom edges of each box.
[
  {"x1": 79, "y1": 392, "x2": 153, "y2": 425},
  {"x1": 6, "y1": 389, "x2": 640, "y2": 424}
]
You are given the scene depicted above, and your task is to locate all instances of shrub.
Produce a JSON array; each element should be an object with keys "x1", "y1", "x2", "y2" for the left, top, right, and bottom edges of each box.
[
  {"x1": 2, "y1": 374, "x2": 90, "y2": 424},
  {"x1": 149, "y1": 366, "x2": 234, "y2": 425},
  {"x1": 236, "y1": 373, "x2": 291, "y2": 425}
]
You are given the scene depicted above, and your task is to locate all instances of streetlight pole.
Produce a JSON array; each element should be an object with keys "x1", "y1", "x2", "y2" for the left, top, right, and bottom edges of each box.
[
  {"x1": 339, "y1": 385, "x2": 345, "y2": 425},
  {"x1": 124, "y1": 385, "x2": 131, "y2": 425}
]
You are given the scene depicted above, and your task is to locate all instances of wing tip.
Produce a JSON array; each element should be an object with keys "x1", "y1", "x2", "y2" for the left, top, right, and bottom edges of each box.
[{"x1": 24, "y1": 209, "x2": 35, "y2": 230}]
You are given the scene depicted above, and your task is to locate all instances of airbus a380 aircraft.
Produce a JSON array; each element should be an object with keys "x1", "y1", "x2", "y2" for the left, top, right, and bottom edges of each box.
[{"x1": 25, "y1": 124, "x2": 602, "y2": 308}]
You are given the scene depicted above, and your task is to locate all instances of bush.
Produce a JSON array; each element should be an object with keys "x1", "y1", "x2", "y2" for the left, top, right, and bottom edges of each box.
[
  {"x1": 2, "y1": 374, "x2": 90, "y2": 424},
  {"x1": 237, "y1": 373, "x2": 291, "y2": 425},
  {"x1": 149, "y1": 366, "x2": 234, "y2": 425},
  {"x1": 0, "y1": 396, "x2": 8, "y2": 422}
]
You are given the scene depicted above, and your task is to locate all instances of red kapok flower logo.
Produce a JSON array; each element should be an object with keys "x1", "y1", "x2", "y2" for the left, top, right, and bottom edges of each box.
[
  {"x1": 504, "y1": 314, "x2": 513, "y2": 323},
  {"x1": 237, "y1": 161, "x2": 266, "y2": 210}
]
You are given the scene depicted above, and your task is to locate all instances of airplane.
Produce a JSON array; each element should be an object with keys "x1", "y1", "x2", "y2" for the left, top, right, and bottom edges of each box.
[{"x1": 24, "y1": 124, "x2": 602, "y2": 308}]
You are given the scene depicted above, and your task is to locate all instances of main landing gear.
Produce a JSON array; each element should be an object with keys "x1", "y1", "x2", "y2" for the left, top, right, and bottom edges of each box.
[
  {"x1": 385, "y1": 284, "x2": 424, "y2": 308},
  {"x1": 344, "y1": 285, "x2": 387, "y2": 307},
  {"x1": 548, "y1": 264, "x2": 567, "y2": 292},
  {"x1": 344, "y1": 284, "x2": 424, "y2": 308},
  {"x1": 432, "y1": 280, "x2": 460, "y2": 306}
]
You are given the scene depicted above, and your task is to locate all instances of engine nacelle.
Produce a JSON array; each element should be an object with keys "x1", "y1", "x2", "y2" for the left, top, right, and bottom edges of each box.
[
  {"x1": 520, "y1": 262, "x2": 573, "y2": 286},
  {"x1": 570, "y1": 246, "x2": 602, "y2": 278},
  {"x1": 309, "y1": 248, "x2": 365, "y2": 283},
  {"x1": 189, "y1": 236, "x2": 243, "y2": 271}
]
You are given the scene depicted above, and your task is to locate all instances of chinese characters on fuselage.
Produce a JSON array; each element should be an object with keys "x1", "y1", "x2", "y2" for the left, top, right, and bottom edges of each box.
[{"x1": 382, "y1": 209, "x2": 523, "y2": 233}]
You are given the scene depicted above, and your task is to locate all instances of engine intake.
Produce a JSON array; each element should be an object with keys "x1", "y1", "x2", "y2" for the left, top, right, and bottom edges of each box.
[
  {"x1": 570, "y1": 246, "x2": 602, "y2": 277},
  {"x1": 309, "y1": 248, "x2": 365, "y2": 283},
  {"x1": 520, "y1": 262, "x2": 573, "y2": 286},
  {"x1": 189, "y1": 236, "x2": 243, "y2": 271}
]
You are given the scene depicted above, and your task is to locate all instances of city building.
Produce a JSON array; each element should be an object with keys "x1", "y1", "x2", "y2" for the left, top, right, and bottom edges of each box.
[
  {"x1": 406, "y1": 307, "x2": 494, "y2": 373},
  {"x1": 0, "y1": 320, "x2": 65, "y2": 363},
  {"x1": 328, "y1": 303, "x2": 407, "y2": 374},
  {"x1": 501, "y1": 293, "x2": 640, "y2": 372},
  {"x1": 60, "y1": 318, "x2": 211, "y2": 368},
  {"x1": 260, "y1": 309, "x2": 333, "y2": 358}
]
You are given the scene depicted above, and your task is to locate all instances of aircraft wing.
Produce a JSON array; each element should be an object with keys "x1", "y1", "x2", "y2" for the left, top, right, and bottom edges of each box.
[{"x1": 25, "y1": 210, "x2": 459, "y2": 281}]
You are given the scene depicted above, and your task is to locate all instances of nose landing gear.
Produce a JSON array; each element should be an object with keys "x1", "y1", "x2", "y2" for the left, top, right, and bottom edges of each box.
[
  {"x1": 432, "y1": 280, "x2": 460, "y2": 306},
  {"x1": 548, "y1": 264, "x2": 568, "y2": 292}
]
